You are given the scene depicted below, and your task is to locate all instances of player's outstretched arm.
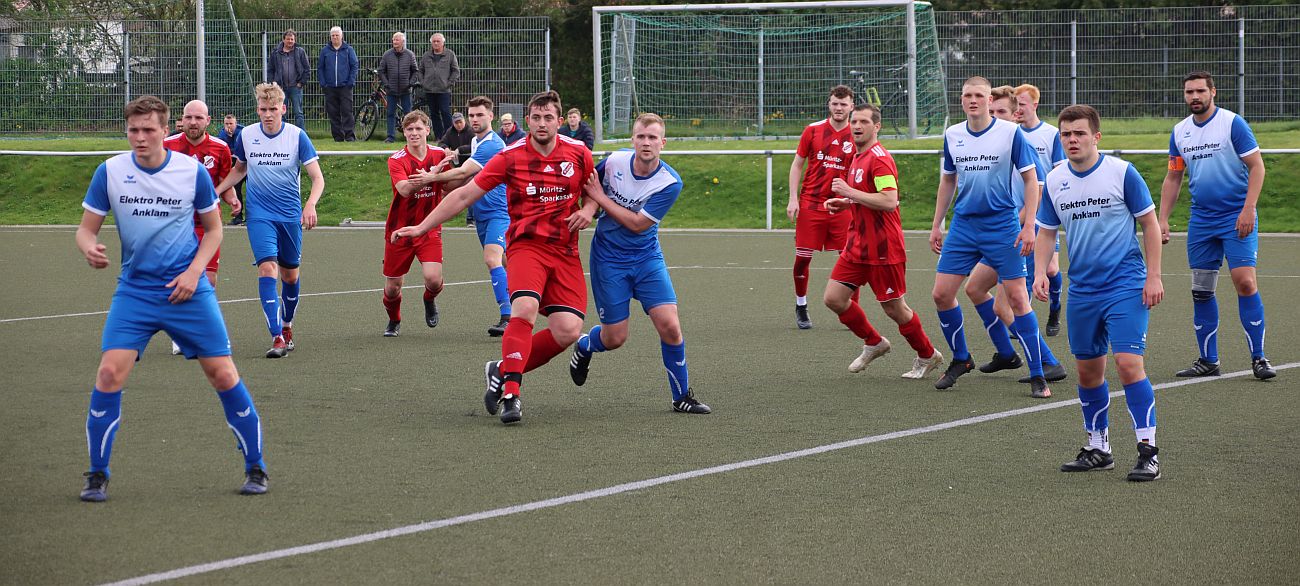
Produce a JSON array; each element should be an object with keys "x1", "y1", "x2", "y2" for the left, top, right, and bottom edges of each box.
[
  {"x1": 1137, "y1": 211, "x2": 1165, "y2": 308},
  {"x1": 580, "y1": 172, "x2": 653, "y2": 233},
  {"x1": 428, "y1": 157, "x2": 475, "y2": 184},
  {"x1": 168, "y1": 208, "x2": 223, "y2": 304},
  {"x1": 1157, "y1": 165, "x2": 1184, "y2": 245},
  {"x1": 1032, "y1": 227, "x2": 1057, "y2": 302},
  {"x1": 391, "y1": 181, "x2": 487, "y2": 242},
  {"x1": 787, "y1": 155, "x2": 806, "y2": 221},
  {"x1": 1016, "y1": 168, "x2": 1041, "y2": 256},
  {"x1": 930, "y1": 173, "x2": 957, "y2": 254},
  {"x1": 301, "y1": 160, "x2": 325, "y2": 230},
  {"x1": 215, "y1": 161, "x2": 248, "y2": 195},
  {"x1": 1238, "y1": 152, "x2": 1266, "y2": 238},
  {"x1": 75, "y1": 211, "x2": 109, "y2": 269}
]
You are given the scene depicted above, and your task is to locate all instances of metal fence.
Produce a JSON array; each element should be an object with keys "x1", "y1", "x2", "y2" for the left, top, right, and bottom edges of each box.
[{"x1": 0, "y1": 16, "x2": 550, "y2": 134}]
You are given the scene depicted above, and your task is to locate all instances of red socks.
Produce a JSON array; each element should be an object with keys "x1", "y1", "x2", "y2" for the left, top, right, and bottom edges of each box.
[
  {"x1": 793, "y1": 251, "x2": 813, "y2": 297},
  {"x1": 500, "y1": 318, "x2": 534, "y2": 395},
  {"x1": 382, "y1": 292, "x2": 401, "y2": 322},
  {"x1": 837, "y1": 302, "x2": 883, "y2": 346},
  {"x1": 524, "y1": 329, "x2": 567, "y2": 373},
  {"x1": 899, "y1": 312, "x2": 937, "y2": 358}
]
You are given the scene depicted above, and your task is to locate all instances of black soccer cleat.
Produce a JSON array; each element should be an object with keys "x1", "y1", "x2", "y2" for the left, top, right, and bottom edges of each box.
[
  {"x1": 1029, "y1": 376, "x2": 1052, "y2": 398},
  {"x1": 978, "y1": 352, "x2": 1023, "y2": 373},
  {"x1": 240, "y1": 466, "x2": 269, "y2": 495},
  {"x1": 1175, "y1": 357, "x2": 1220, "y2": 378},
  {"x1": 1252, "y1": 357, "x2": 1277, "y2": 380},
  {"x1": 795, "y1": 304, "x2": 812, "y2": 330},
  {"x1": 672, "y1": 389, "x2": 712, "y2": 414},
  {"x1": 487, "y1": 315, "x2": 510, "y2": 337},
  {"x1": 1045, "y1": 308, "x2": 1062, "y2": 337},
  {"x1": 1127, "y1": 443, "x2": 1161, "y2": 482},
  {"x1": 935, "y1": 358, "x2": 975, "y2": 390},
  {"x1": 484, "y1": 361, "x2": 504, "y2": 415},
  {"x1": 1060, "y1": 447, "x2": 1115, "y2": 472},
  {"x1": 424, "y1": 298, "x2": 439, "y2": 328},
  {"x1": 80, "y1": 471, "x2": 109, "y2": 502},
  {"x1": 1020, "y1": 362, "x2": 1068, "y2": 384},
  {"x1": 569, "y1": 343, "x2": 593, "y2": 387},
  {"x1": 383, "y1": 320, "x2": 401, "y2": 337},
  {"x1": 499, "y1": 394, "x2": 522, "y2": 424}
]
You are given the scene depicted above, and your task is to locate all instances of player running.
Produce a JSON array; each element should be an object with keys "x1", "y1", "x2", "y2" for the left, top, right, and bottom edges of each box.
[
  {"x1": 822, "y1": 104, "x2": 943, "y2": 379},
  {"x1": 392, "y1": 90, "x2": 597, "y2": 425},
  {"x1": 1036, "y1": 104, "x2": 1165, "y2": 481},
  {"x1": 380, "y1": 110, "x2": 449, "y2": 337},
  {"x1": 1158, "y1": 71, "x2": 1274, "y2": 380},
  {"x1": 788, "y1": 85, "x2": 856, "y2": 329},
  {"x1": 76, "y1": 96, "x2": 267, "y2": 501},
  {"x1": 568, "y1": 113, "x2": 711, "y2": 414},
  {"x1": 215, "y1": 82, "x2": 325, "y2": 358}
]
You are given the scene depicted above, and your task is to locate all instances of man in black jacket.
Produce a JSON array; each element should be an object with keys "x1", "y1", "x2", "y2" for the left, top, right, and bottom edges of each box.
[
  {"x1": 266, "y1": 29, "x2": 309, "y2": 129},
  {"x1": 378, "y1": 31, "x2": 419, "y2": 143}
]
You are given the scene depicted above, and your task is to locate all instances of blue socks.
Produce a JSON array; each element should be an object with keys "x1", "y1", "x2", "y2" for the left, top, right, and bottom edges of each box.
[
  {"x1": 489, "y1": 266, "x2": 510, "y2": 316},
  {"x1": 661, "y1": 341, "x2": 690, "y2": 401},
  {"x1": 1077, "y1": 381, "x2": 1110, "y2": 433},
  {"x1": 1193, "y1": 295, "x2": 1219, "y2": 362},
  {"x1": 217, "y1": 380, "x2": 265, "y2": 471},
  {"x1": 86, "y1": 389, "x2": 123, "y2": 475},
  {"x1": 1012, "y1": 312, "x2": 1044, "y2": 377},
  {"x1": 1238, "y1": 292, "x2": 1266, "y2": 360},
  {"x1": 258, "y1": 276, "x2": 282, "y2": 336},
  {"x1": 937, "y1": 306, "x2": 970, "y2": 362},
  {"x1": 577, "y1": 325, "x2": 607, "y2": 355},
  {"x1": 1123, "y1": 378, "x2": 1156, "y2": 430},
  {"x1": 1048, "y1": 272, "x2": 1063, "y2": 312},
  {"x1": 1039, "y1": 337, "x2": 1061, "y2": 367},
  {"x1": 281, "y1": 279, "x2": 300, "y2": 324},
  {"x1": 974, "y1": 299, "x2": 1017, "y2": 357}
]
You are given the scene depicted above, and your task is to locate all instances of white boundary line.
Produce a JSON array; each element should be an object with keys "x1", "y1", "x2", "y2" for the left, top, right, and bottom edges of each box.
[{"x1": 102, "y1": 361, "x2": 1297, "y2": 586}]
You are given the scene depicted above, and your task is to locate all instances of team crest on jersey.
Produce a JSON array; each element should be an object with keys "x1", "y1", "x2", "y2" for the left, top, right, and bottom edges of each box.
[
  {"x1": 202, "y1": 155, "x2": 216, "y2": 169},
  {"x1": 854, "y1": 169, "x2": 864, "y2": 183},
  {"x1": 559, "y1": 161, "x2": 575, "y2": 177},
  {"x1": 526, "y1": 183, "x2": 537, "y2": 195},
  {"x1": 841, "y1": 141, "x2": 853, "y2": 154}
]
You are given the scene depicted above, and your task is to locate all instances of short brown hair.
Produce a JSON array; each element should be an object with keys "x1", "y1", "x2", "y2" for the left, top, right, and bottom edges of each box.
[
  {"x1": 283, "y1": 29, "x2": 296, "y2": 39},
  {"x1": 829, "y1": 84, "x2": 854, "y2": 100},
  {"x1": 401, "y1": 109, "x2": 432, "y2": 130},
  {"x1": 853, "y1": 103, "x2": 881, "y2": 124},
  {"x1": 1058, "y1": 104, "x2": 1101, "y2": 134},
  {"x1": 991, "y1": 85, "x2": 1016, "y2": 108},
  {"x1": 963, "y1": 76, "x2": 992, "y2": 89},
  {"x1": 566, "y1": 107, "x2": 582, "y2": 117},
  {"x1": 466, "y1": 95, "x2": 494, "y2": 111},
  {"x1": 1184, "y1": 70, "x2": 1215, "y2": 89},
  {"x1": 528, "y1": 90, "x2": 563, "y2": 117},
  {"x1": 633, "y1": 112, "x2": 666, "y2": 133},
  {"x1": 124, "y1": 95, "x2": 169, "y2": 128}
]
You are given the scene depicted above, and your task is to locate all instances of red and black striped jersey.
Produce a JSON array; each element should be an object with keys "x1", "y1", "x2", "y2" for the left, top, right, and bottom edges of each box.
[
  {"x1": 385, "y1": 146, "x2": 447, "y2": 237},
  {"x1": 473, "y1": 135, "x2": 594, "y2": 257},
  {"x1": 842, "y1": 142, "x2": 906, "y2": 266},
  {"x1": 796, "y1": 119, "x2": 854, "y2": 210}
]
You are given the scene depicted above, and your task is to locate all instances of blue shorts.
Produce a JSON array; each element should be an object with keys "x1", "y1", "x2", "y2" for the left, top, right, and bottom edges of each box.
[
  {"x1": 475, "y1": 216, "x2": 509, "y2": 250},
  {"x1": 590, "y1": 255, "x2": 677, "y2": 325},
  {"x1": 247, "y1": 219, "x2": 302, "y2": 268},
  {"x1": 938, "y1": 213, "x2": 1027, "y2": 281},
  {"x1": 978, "y1": 228, "x2": 1057, "y2": 278},
  {"x1": 101, "y1": 285, "x2": 232, "y2": 359},
  {"x1": 1186, "y1": 215, "x2": 1258, "y2": 270},
  {"x1": 1066, "y1": 291, "x2": 1148, "y2": 360}
]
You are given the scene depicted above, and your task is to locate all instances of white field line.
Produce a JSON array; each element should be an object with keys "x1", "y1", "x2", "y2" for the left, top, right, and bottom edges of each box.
[{"x1": 101, "y1": 361, "x2": 1298, "y2": 586}]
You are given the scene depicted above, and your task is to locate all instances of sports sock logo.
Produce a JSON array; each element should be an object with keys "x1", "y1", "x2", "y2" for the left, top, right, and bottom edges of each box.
[
  {"x1": 1250, "y1": 320, "x2": 1262, "y2": 326},
  {"x1": 674, "y1": 360, "x2": 687, "y2": 367},
  {"x1": 90, "y1": 409, "x2": 107, "y2": 418},
  {"x1": 236, "y1": 407, "x2": 252, "y2": 418}
]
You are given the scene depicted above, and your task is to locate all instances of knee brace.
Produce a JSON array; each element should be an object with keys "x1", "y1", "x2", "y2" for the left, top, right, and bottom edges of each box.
[{"x1": 1191, "y1": 269, "x2": 1218, "y2": 302}]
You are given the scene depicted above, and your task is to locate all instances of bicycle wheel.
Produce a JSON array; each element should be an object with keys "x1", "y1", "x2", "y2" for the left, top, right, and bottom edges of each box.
[{"x1": 355, "y1": 101, "x2": 378, "y2": 141}]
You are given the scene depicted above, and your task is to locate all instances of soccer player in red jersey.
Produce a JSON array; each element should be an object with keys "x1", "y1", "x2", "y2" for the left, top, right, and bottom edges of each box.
[
  {"x1": 823, "y1": 104, "x2": 944, "y2": 379},
  {"x1": 788, "y1": 85, "x2": 856, "y2": 330},
  {"x1": 392, "y1": 90, "x2": 597, "y2": 425},
  {"x1": 381, "y1": 110, "x2": 450, "y2": 337}
]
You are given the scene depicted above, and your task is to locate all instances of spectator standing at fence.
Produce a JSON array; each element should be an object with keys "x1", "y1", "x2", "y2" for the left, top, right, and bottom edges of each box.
[
  {"x1": 561, "y1": 108, "x2": 595, "y2": 148},
  {"x1": 419, "y1": 33, "x2": 460, "y2": 138},
  {"x1": 267, "y1": 30, "x2": 309, "y2": 130},
  {"x1": 379, "y1": 32, "x2": 419, "y2": 144},
  {"x1": 217, "y1": 114, "x2": 246, "y2": 225},
  {"x1": 318, "y1": 26, "x2": 359, "y2": 142},
  {"x1": 499, "y1": 113, "x2": 525, "y2": 144}
]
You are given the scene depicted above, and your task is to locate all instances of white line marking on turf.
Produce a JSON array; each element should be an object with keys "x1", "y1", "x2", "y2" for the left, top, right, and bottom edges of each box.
[{"x1": 101, "y1": 361, "x2": 1297, "y2": 586}]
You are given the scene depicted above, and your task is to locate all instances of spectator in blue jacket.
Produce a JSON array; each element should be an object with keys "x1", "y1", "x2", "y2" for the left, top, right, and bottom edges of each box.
[
  {"x1": 498, "y1": 112, "x2": 526, "y2": 144},
  {"x1": 267, "y1": 29, "x2": 310, "y2": 129},
  {"x1": 216, "y1": 114, "x2": 246, "y2": 224},
  {"x1": 319, "y1": 26, "x2": 360, "y2": 142}
]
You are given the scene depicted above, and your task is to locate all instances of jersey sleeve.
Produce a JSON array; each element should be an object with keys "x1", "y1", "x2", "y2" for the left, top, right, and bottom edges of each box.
[
  {"x1": 1033, "y1": 158, "x2": 1047, "y2": 185},
  {"x1": 1123, "y1": 163, "x2": 1156, "y2": 217},
  {"x1": 1012, "y1": 128, "x2": 1037, "y2": 173},
  {"x1": 640, "y1": 178, "x2": 682, "y2": 224},
  {"x1": 870, "y1": 154, "x2": 900, "y2": 192},
  {"x1": 82, "y1": 163, "x2": 111, "y2": 216},
  {"x1": 231, "y1": 131, "x2": 246, "y2": 163},
  {"x1": 1034, "y1": 185, "x2": 1061, "y2": 229},
  {"x1": 1230, "y1": 115, "x2": 1260, "y2": 158},
  {"x1": 387, "y1": 155, "x2": 410, "y2": 188},
  {"x1": 468, "y1": 136, "x2": 503, "y2": 170},
  {"x1": 194, "y1": 166, "x2": 218, "y2": 214},
  {"x1": 298, "y1": 131, "x2": 319, "y2": 165},
  {"x1": 941, "y1": 137, "x2": 956, "y2": 175},
  {"x1": 472, "y1": 150, "x2": 508, "y2": 192},
  {"x1": 796, "y1": 126, "x2": 814, "y2": 158},
  {"x1": 1167, "y1": 132, "x2": 1186, "y2": 171},
  {"x1": 1050, "y1": 135, "x2": 1066, "y2": 167}
]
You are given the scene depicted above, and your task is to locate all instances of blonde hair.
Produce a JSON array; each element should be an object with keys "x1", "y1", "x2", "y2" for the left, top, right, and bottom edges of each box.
[{"x1": 255, "y1": 82, "x2": 285, "y2": 105}]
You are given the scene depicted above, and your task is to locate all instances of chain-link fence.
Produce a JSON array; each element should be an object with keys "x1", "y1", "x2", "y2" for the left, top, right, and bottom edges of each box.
[{"x1": 0, "y1": 15, "x2": 550, "y2": 134}]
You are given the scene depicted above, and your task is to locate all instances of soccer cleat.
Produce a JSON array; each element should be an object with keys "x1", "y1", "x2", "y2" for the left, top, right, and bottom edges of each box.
[
  {"x1": 1019, "y1": 362, "x2": 1068, "y2": 384},
  {"x1": 1127, "y1": 443, "x2": 1161, "y2": 482},
  {"x1": 383, "y1": 320, "x2": 401, "y2": 337},
  {"x1": 487, "y1": 315, "x2": 510, "y2": 337},
  {"x1": 849, "y1": 338, "x2": 892, "y2": 373},
  {"x1": 1252, "y1": 357, "x2": 1277, "y2": 380},
  {"x1": 424, "y1": 298, "x2": 439, "y2": 328},
  {"x1": 672, "y1": 389, "x2": 712, "y2": 414},
  {"x1": 978, "y1": 352, "x2": 1023, "y2": 373},
  {"x1": 240, "y1": 466, "x2": 269, "y2": 495},
  {"x1": 80, "y1": 471, "x2": 109, "y2": 502},
  {"x1": 1029, "y1": 376, "x2": 1052, "y2": 398},
  {"x1": 1045, "y1": 308, "x2": 1061, "y2": 337},
  {"x1": 934, "y1": 358, "x2": 975, "y2": 390},
  {"x1": 484, "y1": 361, "x2": 504, "y2": 415},
  {"x1": 1060, "y1": 447, "x2": 1115, "y2": 472},
  {"x1": 569, "y1": 343, "x2": 593, "y2": 386},
  {"x1": 499, "y1": 394, "x2": 522, "y2": 424},
  {"x1": 795, "y1": 304, "x2": 812, "y2": 329},
  {"x1": 282, "y1": 324, "x2": 295, "y2": 351},
  {"x1": 265, "y1": 336, "x2": 288, "y2": 358},
  {"x1": 171, "y1": 340, "x2": 182, "y2": 356},
  {"x1": 1175, "y1": 357, "x2": 1220, "y2": 377},
  {"x1": 901, "y1": 351, "x2": 944, "y2": 379}
]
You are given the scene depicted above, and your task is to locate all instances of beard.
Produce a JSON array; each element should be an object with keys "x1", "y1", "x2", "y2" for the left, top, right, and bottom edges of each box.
[{"x1": 1188, "y1": 101, "x2": 1209, "y2": 114}]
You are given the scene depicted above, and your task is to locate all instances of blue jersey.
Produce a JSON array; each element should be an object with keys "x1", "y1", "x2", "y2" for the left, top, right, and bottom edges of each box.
[
  {"x1": 1014, "y1": 121, "x2": 1064, "y2": 210},
  {"x1": 82, "y1": 151, "x2": 218, "y2": 292},
  {"x1": 231, "y1": 122, "x2": 318, "y2": 222},
  {"x1": 1036, "y1": 154, "x2": 1155, "y2": 298},
  {"x1": 1169, "y1": 107, "x2": 1259, "y2": 221},
  {"x1": 467, "y1": 130, "x2": 509, "y2": 221},
  {"x1": 941, "y1": 117, "x2": 1038, "y2": 218},
  {"x1": 591, "y1": 150, "x2": 683, "y2": 263}
]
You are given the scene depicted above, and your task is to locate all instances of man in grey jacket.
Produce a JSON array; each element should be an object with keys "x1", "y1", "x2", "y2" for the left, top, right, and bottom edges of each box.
[
  {"x1": 267, "y1": 29, "x2": 309, "y2": 129},
  {"x1": 378, "y1": 31, "x2": 419, "y2": 143},
  {"x1": 418, "y1": 33, "x2": 460, "y2": 138}
]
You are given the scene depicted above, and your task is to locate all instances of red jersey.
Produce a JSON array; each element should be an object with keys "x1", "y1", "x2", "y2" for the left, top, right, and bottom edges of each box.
[
  {"x1": 842, "y1": 142, "x2": 906, "y2": 266},
  {"x1": 386, "y1": 146, "x2": 448, "y2": 236},
  {"x1": 796, "y1": 119, "x2": 854, "y2": 210},
  {"x1": 473, "y1": 135, "x2": 594, "y2": 257},
  {"x1": 164, "y1": 133, "x2": 233, "y2": 225}
]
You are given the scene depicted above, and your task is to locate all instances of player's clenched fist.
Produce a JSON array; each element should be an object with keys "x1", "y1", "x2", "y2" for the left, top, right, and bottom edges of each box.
[
  {"x1": 83, "y1": 243, "x2": 110, "y2": 269},
  {"x1": 390, "y1": 225, "x2": 426, "y2": 242}
]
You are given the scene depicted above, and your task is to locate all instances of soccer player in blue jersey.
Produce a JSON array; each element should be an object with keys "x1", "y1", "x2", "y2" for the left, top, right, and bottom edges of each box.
[
  {"x1": 1036, "y1": 104, "x2": 1165, "y2": 481},
  {"x1": 75, "y1": 96, "x2": 268, "y2": 501},
  {"x1": 569, "y1": 113, "x2": 711, "y2": 414},
  {"x1": 1014, "y1": 84, "x2": 1067, "y2": 335},
  {"x1": 425, "y1": 95, "x2": 513, "y2": 336},
  {"x1": 929, "y1": 76, "x2": 1052, "y2": 398},
  {"x1": 1158, "y1": 71, "x2": 1274, "y2": 380},
  {"x1": 215, "y1": 82, "x2": 325, "y2": 358}
]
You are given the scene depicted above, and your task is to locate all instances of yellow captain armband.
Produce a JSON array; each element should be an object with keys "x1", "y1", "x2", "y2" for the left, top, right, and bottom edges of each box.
[{"x1": 873, "y1": 174, "x2": 899, "y2": 192}]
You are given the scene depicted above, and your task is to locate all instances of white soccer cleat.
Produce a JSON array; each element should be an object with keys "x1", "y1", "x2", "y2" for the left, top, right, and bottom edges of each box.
[
  {"x1": 901, "y1": 350, "x2": 944, "y2": 379},
  {"x1": 170, "y1": 340, "x2": 182, "y2": 355},
  {"x1": 849, "y1": 338, "x2": 891, "y2": 373}
]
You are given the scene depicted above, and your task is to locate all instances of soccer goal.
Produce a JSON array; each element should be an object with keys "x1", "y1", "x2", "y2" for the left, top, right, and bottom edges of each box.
[{"x1": 593, "y1": 0, "x2": 948, "y2": 141}]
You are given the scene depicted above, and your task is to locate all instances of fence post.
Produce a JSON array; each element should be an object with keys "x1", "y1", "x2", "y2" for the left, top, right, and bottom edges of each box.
[
  {"x1": 905, "y1": 0, "x2": 917, "y2": 138},
  {"x1": 196, "y1": 0, "x2": 206, "y2": 101},
  {"x1": 593, "y1": 13, "x2": 603, "y2": 142},
  {"x1": 123, "y1": 32, "x2": 131, "y2": 104},
  {"x1": 1070, "y1": 20, "x2": 1077, "y2": 105},
  {"x1": 765, "y1": 152, "x2": 773, "y2": 230},
  {"x1": 545, "y1": 27, "x2": 552, "y2": 91},
  {"x1": 1238, "y1": 16, "x2": 1245, "y2": 116},
  {"x1": 261, "y1": 31, "x2": 267, "y2": 82},
  {"x1": 757, "y1": 22, "x2": 765, "y2": 136}
]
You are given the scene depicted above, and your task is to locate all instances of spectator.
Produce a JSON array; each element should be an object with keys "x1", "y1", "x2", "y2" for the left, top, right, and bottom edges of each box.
[
  {"x1": 498, "y1": 112, "x2": 525, "y2": 144},
  {"x1": 318, "y1": 26, "x2": 360, "y2": 142},
  {"x1": 216, "y1": 114, "x2": 247, "y2": 224},
  {"x1": 560, "y1": 107, "x2": 595, "y2": 148},
  {"x1": 378, "y1": 31, "x2": 419, "y2": 143},
  {"x1": 438, "y1": 112, "x2": 474, "y2": 166},
  {"x1": 418, "y1": 32, "x2": 460, "y2": 138},
  {"x1": 267, "y1": 29, "x2": 309, "y2": 129}
]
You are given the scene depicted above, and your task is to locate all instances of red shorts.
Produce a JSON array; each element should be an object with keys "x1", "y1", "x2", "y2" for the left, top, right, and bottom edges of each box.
[
  {"x1": 830, "y1": 259, "x2": 907, "y2": 302},
  {"x1": 383, "y1": 231, "x2": 443, "y2": 278},
  {"x1": 194, "y1": 225, "x2": 220, "y2": 273},
  {"x1": 506, "y1": 242, "x2": 587, "y2": 318},
  {"x1": 795, "y1": 207, "x2": 850, "y2": 251}
]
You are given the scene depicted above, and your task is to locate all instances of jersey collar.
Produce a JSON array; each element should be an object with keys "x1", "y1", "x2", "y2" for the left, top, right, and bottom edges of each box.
[
  {"x1": 965, "y1": 117, "x2": 997, "y2": 137},
  {"x1": 131, "y1": 150, "x2": 172, "y2": 175},
  {"x1": 1067, "y1": 153, "x2": 1106, "y2": 178},
  {"x1": 1192, "y1": 105, "x2": 1220, "y2": 128}
]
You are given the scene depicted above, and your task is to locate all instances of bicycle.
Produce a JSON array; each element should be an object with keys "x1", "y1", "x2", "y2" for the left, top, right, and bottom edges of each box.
[
  {"x1": 355, "y1": 68, "x2": 429, "y2": 141},
  {"x1": 848, "y1": 65, "x2": 938, "y2": 137}
]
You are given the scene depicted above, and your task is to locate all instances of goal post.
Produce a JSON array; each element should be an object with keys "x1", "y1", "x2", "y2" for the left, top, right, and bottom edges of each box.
[{"x1": 593, "y1": 0, "x2": 947, "y2": 141}]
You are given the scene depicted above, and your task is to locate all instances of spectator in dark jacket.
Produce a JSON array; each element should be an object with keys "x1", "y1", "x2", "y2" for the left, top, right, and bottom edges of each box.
[
  {"x1": 561, "y1": 107, "x2": 595, "y2": 148},
  {"x1": 418, "y1": 33, "x2": 460, "y2": 138},
  {"x1": 498, "y1": 112, "x2": 525, "y2": 144},
  {"x1": 438, "y1": 112, "x2": 474, "y2": 165},
  {"x1": 267, "y1": 29, "x2": 310, "y2": 129},
  {"x1": 378, "y1": 31, "x2": 418, "y2": 142},
  {"x1": 217, "y1": 114, "x2": 247, "y2": 224},
  {"x1": 318, "y1": 26, "x2": 360, "y2": 142}
]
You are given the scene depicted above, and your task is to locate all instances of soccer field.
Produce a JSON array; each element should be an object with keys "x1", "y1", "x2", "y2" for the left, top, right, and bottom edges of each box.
[{"x1": 0, "y1": 227, "x2": 1296, "y2": 585}]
